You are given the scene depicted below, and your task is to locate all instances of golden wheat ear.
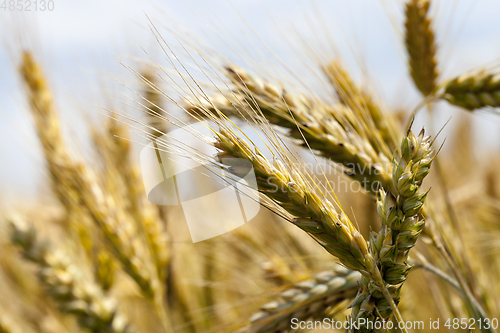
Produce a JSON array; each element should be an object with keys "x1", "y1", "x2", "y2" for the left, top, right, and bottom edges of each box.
[
  {"x1": 246, "y1": 266, "x2": 361, "y2": 333},
  {"x1": 323, "y1": 60, "x2": 399, "y2": 151},
  {"x1": 186, "y1": 65, "x2": 394, "y2": 195},
  {"x1": 19, "y1": 51, "x2": 171, "y2": 332},
  {"x1": 404, "y1": 0, "x2": 439, "y2": 96},
  {"x1": 9, "y1": 218, "x2": 136, "y2": 333}
]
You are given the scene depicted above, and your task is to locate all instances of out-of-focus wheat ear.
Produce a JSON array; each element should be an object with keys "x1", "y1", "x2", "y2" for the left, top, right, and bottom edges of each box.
[
  {"x1": 18, "y1": 52, "x2": 83, "y2": 218},
  {"x1": 245, "y1": 266, "x2": 361, "y2": 333},
  {"x1": 9, "y1": 219, "x2": 136, "y2": 333},
  {"x1": 96, "y1": 250, "x2": 117, "y2": 292},
  {"x1": 19, "y1": 51, "x2": 99, "y2": 271},
  {"x1": 404, "y1": 0, "x2": 439, "y2": 96},
  {"x1": 136, "y1": 70, "x2": 172, "y2": 281},
  {"x1": 19, "y1": 52, "x2": 170, "y2": 331},
  {"x1": 441, "y1": 71, "x2": 500, "y2": 110},
  {"x1": 323, "y1": 61, "x2": 399, "y2": 150},
  {"x1": 485, "y1": 167, "x2": 498, "y2": 199},
  {"x1": 142, "y1": 69, "x2": 169, "y2": 138},
  {"x1": 105, "y1": 116, "x2": 170, "y2": 282},
  {"x1": 0, "y1": 309, "x2": 22, "y2": 333}
]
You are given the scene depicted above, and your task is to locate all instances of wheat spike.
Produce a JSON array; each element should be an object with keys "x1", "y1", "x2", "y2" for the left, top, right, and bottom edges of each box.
[
  {"x1": 323, "y1": 61, "x2": 399, "y2": 150},
  {"x1": 211, "y1": 126, "x2": 372, "y2": 272},
  {"x1": 442, "y1": 71, "x2": 500, "y2": 110},
  {"x1": 19, "y1": 52, "x2": 169, "y2": 330},
  {"x1": 188, "y1": 66, "x2": 393, "y2": 194},
  {"x1": 10, "y1": 219, "x2": 135, "y2": 333},
  {"x1": 105, "y1": 117, "x2": 170, "y2": 281},
  {"x1": 404, "y1": 0, "x2": 438, "y2": 96},
  {"x1": 351, "y1": 129, "x2": 434, "y2": 331},
  {"x1": 247, "y1": 266, "x2": 361, "y2": 333}
]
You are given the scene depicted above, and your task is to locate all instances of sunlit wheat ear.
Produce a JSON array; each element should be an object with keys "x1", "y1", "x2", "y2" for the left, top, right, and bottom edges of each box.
[
  {"x1": 323, "y1": 61, "x2": 399, "y2": 150},
  {"x1": 157, "y1": 118, "x2": 373, "y2": 273},
  {"x1": 441, "y1": 70, "x2": 500, "y2": 110},
  {"x1": 404, "y1": 0, "x2": 438, "y2": 96},
  {"x1": 19, "y1": 52, "x2": 169, "y2": 330},
  {"x1": 9, "y1": 219, "x2": 135, "y2": 333},
  {"x1": 246, "y1": 266, "x2": 361, "y2": 333},
  {"x1": 186, "y1": 65, "x2": 393, "y2": 195},
  {"x1": 351, "y1": 129, "x2": 434, "y2": 331},
  {"x1": 18, "y1": 52, "x2": 82, "y2": 215}
]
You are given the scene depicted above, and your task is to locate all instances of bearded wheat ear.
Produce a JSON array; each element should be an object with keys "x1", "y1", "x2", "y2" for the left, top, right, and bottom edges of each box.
[
  {"x1": 323, "y1": 61, "x2": 399, "y2": 151},
  {"x1": 246, "y1": 266, "x2": 361, "y2": 333},
  {"x1": 187, "y1": 66, "x2": 393, "y2": 194},
  {"x1": 350, "y1": 129, "x2": 434, "y2": 332},
  {"x1": 441, "y1": 71, "x2": 500, "y2": 110},
  {"x1": 10, "y1": 219, "x2": 135, "y2": 333},
  {"x1": 19, "y1": 52, "x2": 170, "y2": 330},
  {"x1": 404, "y1": 0, "x2": 438, "y2": 96},
  {"x1": 213, "y1": 126, "x2": 372, "y2": 272}
]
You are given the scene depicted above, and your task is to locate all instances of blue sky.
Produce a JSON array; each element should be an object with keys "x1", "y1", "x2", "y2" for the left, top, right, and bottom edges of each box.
[{"x1": 1, "y1": 0, "x2": 500, "y2": 206}]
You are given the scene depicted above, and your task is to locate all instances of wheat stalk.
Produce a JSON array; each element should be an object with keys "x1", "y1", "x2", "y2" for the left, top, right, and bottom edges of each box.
[
  {"x1": 10, "y1": 219, "x2": 135, "y2": 333},
  {"x1": 404, "y1": 0, "x2": 438, "y2": 96},
  {"x1": 442, "y1": 71, "x2": 500, "y2": 110},
  {"x1": 246, "y1": 266, "x2": 361, "y2": 333}
]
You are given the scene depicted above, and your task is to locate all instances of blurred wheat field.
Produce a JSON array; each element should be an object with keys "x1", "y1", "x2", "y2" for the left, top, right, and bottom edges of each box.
[{"x1": 1, "y1": 0, "x2": 500, "y2": 332}]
